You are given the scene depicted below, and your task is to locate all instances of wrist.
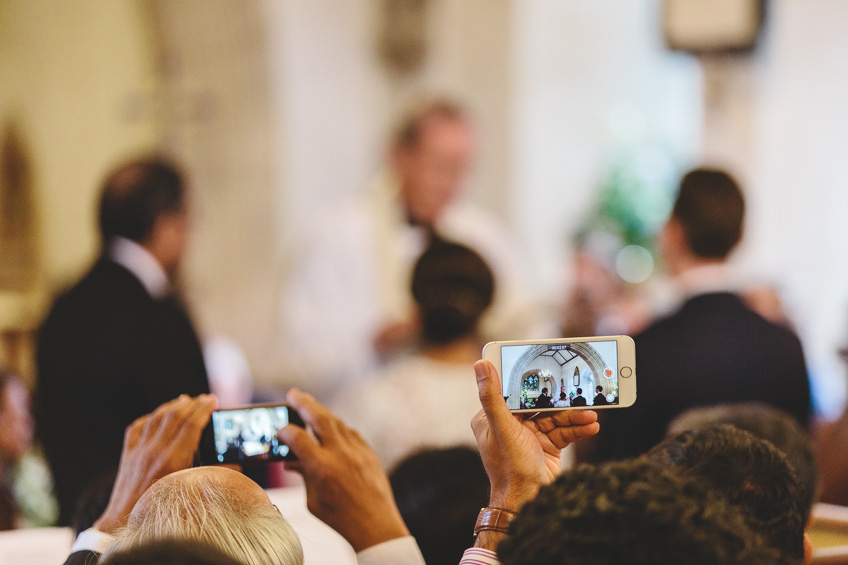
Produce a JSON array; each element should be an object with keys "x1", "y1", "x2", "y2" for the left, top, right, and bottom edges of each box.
[
  {"x1": 346, "y1": 516, "x2": 410, "y2": 553},
  {"x1": 489, "y1": 483, "x2": 539, "y2": 511},
  {"x1": 472, "y1": 506, "x2": 517, "y2": 552}
]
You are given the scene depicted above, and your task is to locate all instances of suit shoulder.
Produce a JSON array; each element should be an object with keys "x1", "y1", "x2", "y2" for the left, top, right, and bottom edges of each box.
[
  {"x1": 40, "y1": 262, "x2": 151, "y2": 331},
  {"x1": 634, "y1": 310, "x2": 683, "y2": 344}
]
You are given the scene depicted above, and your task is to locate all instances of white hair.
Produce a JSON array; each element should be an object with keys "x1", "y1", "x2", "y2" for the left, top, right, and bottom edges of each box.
[{"x1": 101, "y1": 473, "x2": 303, "y2": 565}]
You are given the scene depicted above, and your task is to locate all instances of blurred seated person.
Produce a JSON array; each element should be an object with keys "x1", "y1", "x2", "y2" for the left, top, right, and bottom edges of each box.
[
  {"x1": 277, "y1": 97, "x2": 543, "y2": 401},
  {"x1": 0, "y1": 370, "x2": 57, "y2": 529},
  {"x1": 816, "y1": 376, "x2": 848, "y2": 507},
  {"x1": 571, "y1": 387, "x2": 587, "y2": 407},
  {"x1": 645, "y1": 424, "x2": 808, "y2": 561},
  {"x1": 559, "y1": 228, "x2": 654, "y2": 338},
  {"x1": 592, "y1": 385, "x2": 608, "y2": 406},
  {"x1": 668, "y1": 403, "x2": 818, "y2": 524},
  {"x1": 389, "y1": 447, "x2": 489, "y2": 565},
  {"x1": 534, "y1": 388, "x2": 553, "y2": 409},
  {"x1": 593, "y1": 168, "x2": 811, "y2": 462},
  {"x1": 37, "y1": 158, "x2": 209, "y2": 525},
  {"x1": 335, "y1": 235, "x2": 495, "y2": 468}
]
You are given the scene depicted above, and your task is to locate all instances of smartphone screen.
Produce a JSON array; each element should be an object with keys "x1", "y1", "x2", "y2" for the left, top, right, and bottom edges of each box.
[
  {"x1": 203, "y1": 404, "x2": 302, "y2": 464},
  {"x1": 498, "y1": 339, "x2": 627, "y2": 411}
]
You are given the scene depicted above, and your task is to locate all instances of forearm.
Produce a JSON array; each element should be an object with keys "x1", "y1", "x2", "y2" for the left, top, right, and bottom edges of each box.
[{"x1": 343, "y1": 513, "x2": 410, "y2": 554}]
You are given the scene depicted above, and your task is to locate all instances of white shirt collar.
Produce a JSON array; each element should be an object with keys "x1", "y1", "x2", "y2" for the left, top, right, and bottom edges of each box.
[
  {"x1": 108, "y1": 236, "x2": 170, "y2": 299},
  {"x1": 675, "y1": 262, "x2": 740, "y2": 299},
  {"x1": 71, "y1": 527, "x2": 114, "y2": 555}
]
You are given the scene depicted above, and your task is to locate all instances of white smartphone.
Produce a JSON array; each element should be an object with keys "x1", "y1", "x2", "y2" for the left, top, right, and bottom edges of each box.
[{"x1": 483, "y1": 336, "x2": 636, "y2": 412}]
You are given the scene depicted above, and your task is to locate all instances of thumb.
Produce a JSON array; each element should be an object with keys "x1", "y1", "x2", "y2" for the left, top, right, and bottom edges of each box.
[
  {"x1": 474, "y1": 360, "x2": 513, "y2": 431},
  {"x1": 278, "y1": 423, "x2": 320, "y2": 467}
]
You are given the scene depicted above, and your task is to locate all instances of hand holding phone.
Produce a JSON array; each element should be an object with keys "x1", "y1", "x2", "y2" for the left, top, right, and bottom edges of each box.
[
  {"x1": 197, "y1": 403, "x2": 304, "y2": 466},
  {"x1": 483, "y1": 336, "x2": 636, "y2": 413}
]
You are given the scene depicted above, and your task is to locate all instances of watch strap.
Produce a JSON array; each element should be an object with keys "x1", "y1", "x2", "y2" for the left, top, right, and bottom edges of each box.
[{"x1": 474, "y1": 507, "x2": 517, "y2": 537}]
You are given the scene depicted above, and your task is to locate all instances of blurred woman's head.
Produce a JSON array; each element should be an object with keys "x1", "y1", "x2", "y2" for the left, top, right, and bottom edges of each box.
[{"x1": 411, "y1": 235, "x2": 495, "y2": 346}]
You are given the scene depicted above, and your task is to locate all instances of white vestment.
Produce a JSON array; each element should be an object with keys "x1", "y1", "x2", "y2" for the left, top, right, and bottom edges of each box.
[{"x1": 276, "y1": 171, "x2": 544, "y2": 400}]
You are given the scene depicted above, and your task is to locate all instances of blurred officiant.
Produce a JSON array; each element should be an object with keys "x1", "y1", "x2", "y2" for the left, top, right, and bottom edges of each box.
[{"x1": 277, "y1": 98, "x2": 544, "y2": 400}]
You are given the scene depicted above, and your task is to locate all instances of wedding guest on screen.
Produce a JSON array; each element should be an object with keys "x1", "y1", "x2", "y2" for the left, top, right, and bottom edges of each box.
[{"x1": 572, "y1": 388, "x2": 587, "y2": 407}]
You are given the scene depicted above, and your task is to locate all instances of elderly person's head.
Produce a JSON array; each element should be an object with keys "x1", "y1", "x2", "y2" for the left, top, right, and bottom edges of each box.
[{"x1": 102, "y1": 467, "x2": 302, "y2": 565}]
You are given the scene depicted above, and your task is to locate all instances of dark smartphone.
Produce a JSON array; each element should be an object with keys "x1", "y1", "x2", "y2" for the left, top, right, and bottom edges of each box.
[{"x1": 196, "y1": 402, "x2": 304, "y2": 466}]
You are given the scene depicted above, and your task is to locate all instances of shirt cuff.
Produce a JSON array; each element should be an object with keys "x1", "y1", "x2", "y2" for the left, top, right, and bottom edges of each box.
[
  {"x1": 71, "y1": 528, "x2": 115, "y2": 555},
  {"x1": 356, "y1": 536, "x2": 426, "y2": 565},
  {"x1": 460, "y1": 547, "x2": 501, "y2": 565}
]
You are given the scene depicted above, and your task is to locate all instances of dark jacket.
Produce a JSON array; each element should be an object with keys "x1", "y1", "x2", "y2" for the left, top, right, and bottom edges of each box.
[
  {"x1": 36, "y1": 259, "x2": 209, "y2": 525},
  {"x1": 595, "y1": 292, "x2": 811, "y2": 461}
]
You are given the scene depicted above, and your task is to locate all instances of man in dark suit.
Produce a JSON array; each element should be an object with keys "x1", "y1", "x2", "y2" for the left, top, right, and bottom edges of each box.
[
  {"x1": 534, "y1": 387, "x2": 553, "y2": 408},
  {"x1": 594, "y1": 168, "x2": 810, "y2": 462},
  {"x1": 593, "y1": 386, "x2": 608, "y2": 406},
  {"x1": 571, "y1": 388, "x2": 587, "y2": 407},
  {"x1": 37, "y1": 158, "x2": 210, "y2": 525}
]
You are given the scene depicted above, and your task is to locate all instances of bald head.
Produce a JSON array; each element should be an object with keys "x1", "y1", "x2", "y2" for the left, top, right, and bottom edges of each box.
[
  {"x1": 104, "y1": 467, "x2": 303, "y2": 565},
  {"x1": 133, "y1": 467, "x2": 273, "y2": 517}
]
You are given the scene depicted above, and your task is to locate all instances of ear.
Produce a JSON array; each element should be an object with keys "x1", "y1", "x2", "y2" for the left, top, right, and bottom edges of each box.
[
  {"x1": 803, "y1": 531, "x2": 813, "y2": 565},
  {"x1": 388, "y1": 142, "x2": 412, "y2": 172},
  {"x1": 662, "y1": 217, "x2": 684, "y2": 248}
]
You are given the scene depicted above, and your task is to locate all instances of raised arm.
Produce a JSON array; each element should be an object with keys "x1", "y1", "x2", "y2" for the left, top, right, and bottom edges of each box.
[
  {"x1": 470, "y1": 360, "x2": 599, "y2": 551},
  {"x1": 278, "y1": 389, "x2": 424, "y2": 564}
]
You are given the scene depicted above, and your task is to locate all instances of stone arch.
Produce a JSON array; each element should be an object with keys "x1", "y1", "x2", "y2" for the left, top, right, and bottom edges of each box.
[{"x1": 505, "y1": 343, "x2": 612, "y2": 405}]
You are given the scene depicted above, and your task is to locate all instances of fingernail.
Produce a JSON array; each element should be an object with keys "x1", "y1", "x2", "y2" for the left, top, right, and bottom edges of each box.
[{"x1": 474, "y1": 361, "x2": 486, "y2": 381}]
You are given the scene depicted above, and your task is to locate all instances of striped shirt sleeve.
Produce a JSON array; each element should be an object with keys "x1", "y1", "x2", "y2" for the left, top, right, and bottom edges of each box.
[{"x1": 459, "y1": 547, "x2": 501, "y2": 565}]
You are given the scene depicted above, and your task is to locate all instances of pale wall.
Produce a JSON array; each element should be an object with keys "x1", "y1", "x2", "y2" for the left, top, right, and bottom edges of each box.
[
  {"x1": 0, "y1": 0, "x2": 158, "y2": 292},
  {"x1": 509, "y1": 0, "x2": 703, "y2": 299},
  {"x1": 732, "y1": 0, "x2": 848, "y2": 415}
]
